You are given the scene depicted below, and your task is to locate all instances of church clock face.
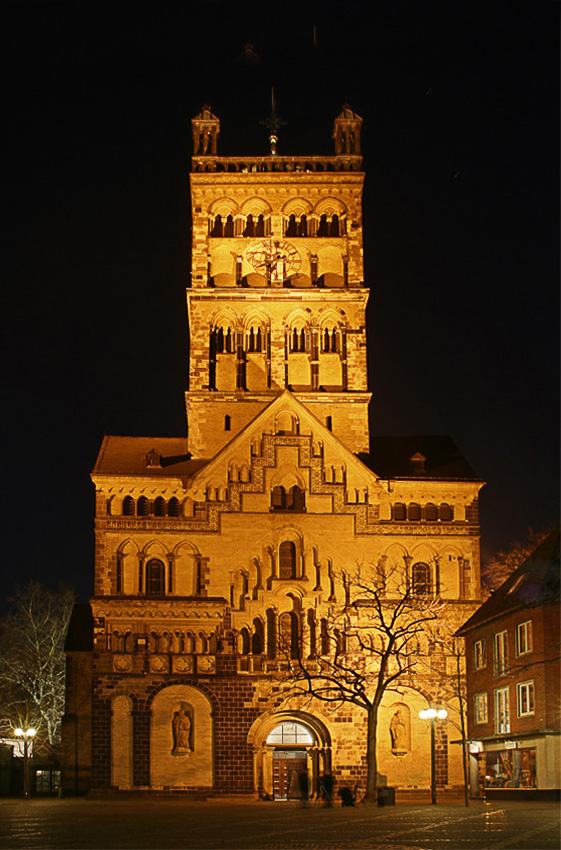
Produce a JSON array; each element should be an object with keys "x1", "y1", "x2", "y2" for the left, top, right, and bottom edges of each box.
[{"x1": 246, "y1": 240, "x2": 301, "y2": 283}]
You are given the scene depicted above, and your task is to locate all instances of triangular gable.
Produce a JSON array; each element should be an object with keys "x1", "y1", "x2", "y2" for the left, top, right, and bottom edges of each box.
[{"x1": 187, "y1": 389, "x2": 379, "y2": 499}]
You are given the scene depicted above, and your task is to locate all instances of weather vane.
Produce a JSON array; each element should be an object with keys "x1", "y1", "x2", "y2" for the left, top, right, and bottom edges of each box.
[{"x1": 261, "y1": 88, "x2": 286, "y2": 155}]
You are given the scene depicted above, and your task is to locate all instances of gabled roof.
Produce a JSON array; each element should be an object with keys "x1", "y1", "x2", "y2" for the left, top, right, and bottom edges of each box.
[
  {"x1": 92, "y1": 435, "x2": 205, "y2": 478},
  {"x1": 187, "y1": 389, "x2": 379, "y2": 494},
  {"x1": 457, "y1": 526, "x2": 560, "y2": 635},
  {"x1": 366, "y1": 435, "x2": 480, "y2": 481}
]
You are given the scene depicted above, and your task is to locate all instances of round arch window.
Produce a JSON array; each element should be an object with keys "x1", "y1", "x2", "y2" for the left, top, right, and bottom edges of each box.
[
  {"x1": 266, "y1": 722, "x2": 314, "y2": 746},
  {"x1": 146, "y1": 559, "x2": 165, "y2": 596}
]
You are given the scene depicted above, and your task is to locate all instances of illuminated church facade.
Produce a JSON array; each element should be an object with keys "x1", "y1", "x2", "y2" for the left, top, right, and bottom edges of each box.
[{"x1": 63, "y1": 106, "x2": 484, "y2": 798}]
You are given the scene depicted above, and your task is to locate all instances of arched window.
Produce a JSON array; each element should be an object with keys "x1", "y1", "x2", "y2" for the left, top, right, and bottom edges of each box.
[
  {"x1": 224, "y1": 214, "x2": 235, "y2": 237},
  {"x1": 246, "y1": 326, "x2": 263, "y2": 352},
  {"x1": 411, "y1": 563, "x2": 431, "y2": 597},
  {"x1": 287, "y1": 485, "x2": 305, "y2": 512},
  {"x1": 317, "y1": 214, "x2": 329, "y2": 236},
  {"x1": 243, "y1": 214, "x2": 255, "y2": 237},
  {"x1": 425, "y1": 503, "x2": 438, "y2": 521},
  {"x1": 137, "y1": 496, "x2": 150, "y2": 516},
  {"x1": 123, "y1": 496, "x2": 135, "y2": 516},
  {"x1": 154, "y1": 497, "x2": 166, "y2": 517},
  {"x1": 224, "y1": 414, "x2": 231, "y2": 431},
  {"x1": 266, "y1": 722, "x2": 314, "y2": 745},
  {"x1": 279, "y1": 612, "x2": 300, "y2": 659},
  {"x1": 209, "y1": 214, "x2": 223, "y2": 237},
  {"x1": 255, "y1": 214, "x2": 265, "y2": 237},
  {"x1": 216, "y1": 327, "x2": 224, "y2": 352},
  {"x1": 146, "y1": 559, "x2": 165, "y2": 596},
  {"x1": 440, "y1": 503, "x2": 454, "y2": 522},
  {"x1": 252, "y1": 618, "x2": 264, "y2": 654},
  {"x1": 279, "y1": 541, "x2": 297, "y2": 579},
  {"x1": 326, "y1": 416, "x2": 333, "y2": 431},
  {"x1": 240, "y1": 628, "x2": 250, "y2": 655},
  {"x1": 322, "y1": 327, "x2": 339, "y2": 353},
  {"x1": 168, "y1": 497, "x2": 180, "y2": 517},
  {"x1": 408, "y1": 503, "x2": 421, "y2": 521},
  {"x1": 329, "y1": 214, "x2": 340, "y2": 236},
  {"x1": 271, "y1": 486, "x2": 286, "y2": 511},
  {"x1": 285, "y1": 214, "x2": 298, "y2": 237},
  {"x1": 214, "y1": 325, "x2": 234, "y2": 354},
  {"x1": 393, "y1": 503, "x2": 406, "y2": 521},
  {"x1": 291, "y1": 327, "x2": 307, "y2": 352}
]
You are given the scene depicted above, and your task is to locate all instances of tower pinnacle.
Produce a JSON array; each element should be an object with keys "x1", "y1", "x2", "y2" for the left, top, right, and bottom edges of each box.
[{"x1": 261, "y1": 88, "x2": 286, "y2": 155}]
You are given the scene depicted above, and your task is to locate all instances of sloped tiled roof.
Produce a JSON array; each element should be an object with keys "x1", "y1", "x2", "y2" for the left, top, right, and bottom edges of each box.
[
  {"x1": 457, "y1": 526, "x2": 560, "y2": 635},
  {"x1": 365, "y1": 435, "x2": 480, "y2": 480},
  {"x1": 92, "y1": 435, "x2": 207, "y2": 478}
]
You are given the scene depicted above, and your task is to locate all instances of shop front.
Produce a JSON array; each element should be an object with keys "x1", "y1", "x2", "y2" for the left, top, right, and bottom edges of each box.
[{"x1": 471, "y1": 737, "x2": 559, "y2": 801}]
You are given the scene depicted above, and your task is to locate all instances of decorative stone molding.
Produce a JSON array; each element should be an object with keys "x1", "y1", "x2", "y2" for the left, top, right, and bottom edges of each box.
[
  {"x1": 150, "y1": 655, "x2": 170, "y2": 674},
  {"x1": 172, "y1": 655, "x2": 195, "y2": 675},
  {"x1": 113, "y1": 654, "x2": 132, "y2": 673},
  {"x1": 196, "y1": 655, "x2": 216, "y2": 675}
]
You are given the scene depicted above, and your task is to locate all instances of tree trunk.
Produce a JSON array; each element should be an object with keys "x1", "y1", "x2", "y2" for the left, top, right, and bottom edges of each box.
[{"x1": 363, "y1": 705, "x2": 379, "y2": 803}]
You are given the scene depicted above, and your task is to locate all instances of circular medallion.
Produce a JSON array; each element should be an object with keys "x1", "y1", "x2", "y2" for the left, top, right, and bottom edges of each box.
[{"x1": 246, "y1": 240, "x2": 301, "y2": 282}]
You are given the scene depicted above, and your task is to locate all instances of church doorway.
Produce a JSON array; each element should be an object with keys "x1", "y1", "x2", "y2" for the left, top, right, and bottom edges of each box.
[
  {"x1": 260, "y1": 719, "x2": 329, "y2": 801},
  {"x1": 272, "y1": 751, "x2": 307, "y2": 800}
]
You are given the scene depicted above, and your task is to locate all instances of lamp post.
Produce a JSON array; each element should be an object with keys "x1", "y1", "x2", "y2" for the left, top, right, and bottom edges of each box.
[
  {"x1": 418, "y1": 708, "x2": 447, "y2": 804},
  {"x1": 14, "y1": 727, "x2": 36, "y2": 799}
]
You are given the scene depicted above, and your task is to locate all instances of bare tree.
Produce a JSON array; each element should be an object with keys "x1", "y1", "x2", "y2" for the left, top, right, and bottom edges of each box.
[
  {"x1": 279, "y1": 560, "x2": 444, "y2": 803},
  {"x1": 482, "y1": 527, "x2": 552, "y2": 595},
  {"x1": 0, "y1": 581, "x2": 74, "y2": 752}
]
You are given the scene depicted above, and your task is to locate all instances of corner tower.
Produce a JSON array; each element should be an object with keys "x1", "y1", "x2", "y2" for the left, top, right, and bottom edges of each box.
[{"x1": 186, "y1": 104, "x2": 371, "y2": 458}]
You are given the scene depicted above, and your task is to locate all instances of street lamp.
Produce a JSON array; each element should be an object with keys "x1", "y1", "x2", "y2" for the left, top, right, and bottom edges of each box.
[
  {"x1": 14, "y1": 727, "x2": 36, "y2": 799},
  {"x1": 418, "y1": 708, "x2": 448, "y2": 804}
]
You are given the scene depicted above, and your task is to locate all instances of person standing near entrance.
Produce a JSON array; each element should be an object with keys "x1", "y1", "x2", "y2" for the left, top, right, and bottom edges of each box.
[
  {"x1": 298, "y1": 768, "x2": 310, "y2": 807},
  {"x1": 320, "y1": 772, "x2": 334, "y2": 807}
]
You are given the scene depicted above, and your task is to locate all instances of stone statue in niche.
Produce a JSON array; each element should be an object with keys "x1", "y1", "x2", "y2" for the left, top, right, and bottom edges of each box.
[
  {"x1": 172, "y1": 703, "x2": 193, "y2": 755},
  {"x1": 390, "y1": 708, "x2": 407, "y2": 752}
]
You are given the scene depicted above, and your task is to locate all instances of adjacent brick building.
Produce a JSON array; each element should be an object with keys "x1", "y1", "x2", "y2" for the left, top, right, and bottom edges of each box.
[
  {"x1": 62, "y1": 105, "x2": 485, "y2": 798},
  {"x1": 458, "y1": 527, "x2": 560, "y2": 800}
]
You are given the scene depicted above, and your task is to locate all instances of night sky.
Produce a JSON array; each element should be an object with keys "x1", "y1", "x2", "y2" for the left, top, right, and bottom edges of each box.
[{"x1": 3, "y1": 0, "x2": 559, "y2": 605}]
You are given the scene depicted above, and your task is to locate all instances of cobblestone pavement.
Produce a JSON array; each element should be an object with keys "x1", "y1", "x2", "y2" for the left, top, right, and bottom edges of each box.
[{"x1": 0, "y1": 798, "x2": 559, "y2": 850}]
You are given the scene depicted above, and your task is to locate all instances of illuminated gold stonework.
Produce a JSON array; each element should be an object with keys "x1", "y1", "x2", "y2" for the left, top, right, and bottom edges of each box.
[{"x1": 63, "y1": 105, "x2": 484, "y2": 799}]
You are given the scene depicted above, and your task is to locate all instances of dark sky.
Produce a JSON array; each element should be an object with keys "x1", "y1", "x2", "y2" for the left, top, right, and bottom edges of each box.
[{"x1": 3, "y1": 0, "x2": 559, "y2": 605}]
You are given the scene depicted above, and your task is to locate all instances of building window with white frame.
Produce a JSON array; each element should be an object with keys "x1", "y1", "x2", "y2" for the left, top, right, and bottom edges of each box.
[
  {"x1": 493, "y1": 630, "x2": 508, "y2": 677},
  {"x1": 517, "y1": 681, "x2": 535, "y2": 716},
  {"x1": 474, "y1": 692, "x2": 488, "y2": 724},
  {"x1": 473, "y1": 638, "x2": 486, "y2": 670},
  {"x1": 516, "y1": 620, "x2": 533, "y2": 656},
  {"x1": 495, "y1": 687, "x2": 510, "y2": 734}
]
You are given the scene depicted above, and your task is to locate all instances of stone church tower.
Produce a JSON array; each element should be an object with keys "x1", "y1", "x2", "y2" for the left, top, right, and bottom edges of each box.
[{"x1": 62, "y1": 105, "x2": 484, "y2": 798}]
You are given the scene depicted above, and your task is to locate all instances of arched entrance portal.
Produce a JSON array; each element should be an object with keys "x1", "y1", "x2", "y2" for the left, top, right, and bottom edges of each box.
[
  {"x1": 248, "y1": 712, "x2": 332, "y2": 801},
  {"x1": 268, "y1": 722, "x2": 312, "y2": 801}
]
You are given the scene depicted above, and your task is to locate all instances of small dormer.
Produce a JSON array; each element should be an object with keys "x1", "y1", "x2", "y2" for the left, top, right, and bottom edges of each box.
[
  {"x1": 410, "y1": 452, "x2": 426, "y2": 473},
  {"x1": 146, "y1": 448, "x2": 162, "y2": 468}
]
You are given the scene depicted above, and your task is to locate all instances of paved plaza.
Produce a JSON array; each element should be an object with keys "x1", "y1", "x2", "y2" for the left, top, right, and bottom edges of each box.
[{"x1": 0, "y1": 797, "x2": 559, "y2": 850}]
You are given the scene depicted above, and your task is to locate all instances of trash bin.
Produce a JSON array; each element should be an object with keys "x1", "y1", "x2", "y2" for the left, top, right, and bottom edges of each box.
[{"x1": 377, "y1": 786, "x2": 396, "y2": 807}]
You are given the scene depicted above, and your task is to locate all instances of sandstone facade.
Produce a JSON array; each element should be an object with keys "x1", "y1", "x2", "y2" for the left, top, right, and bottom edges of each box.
[{"x1": 63, "y1": 105, "x2": 484, "y2": 799}]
